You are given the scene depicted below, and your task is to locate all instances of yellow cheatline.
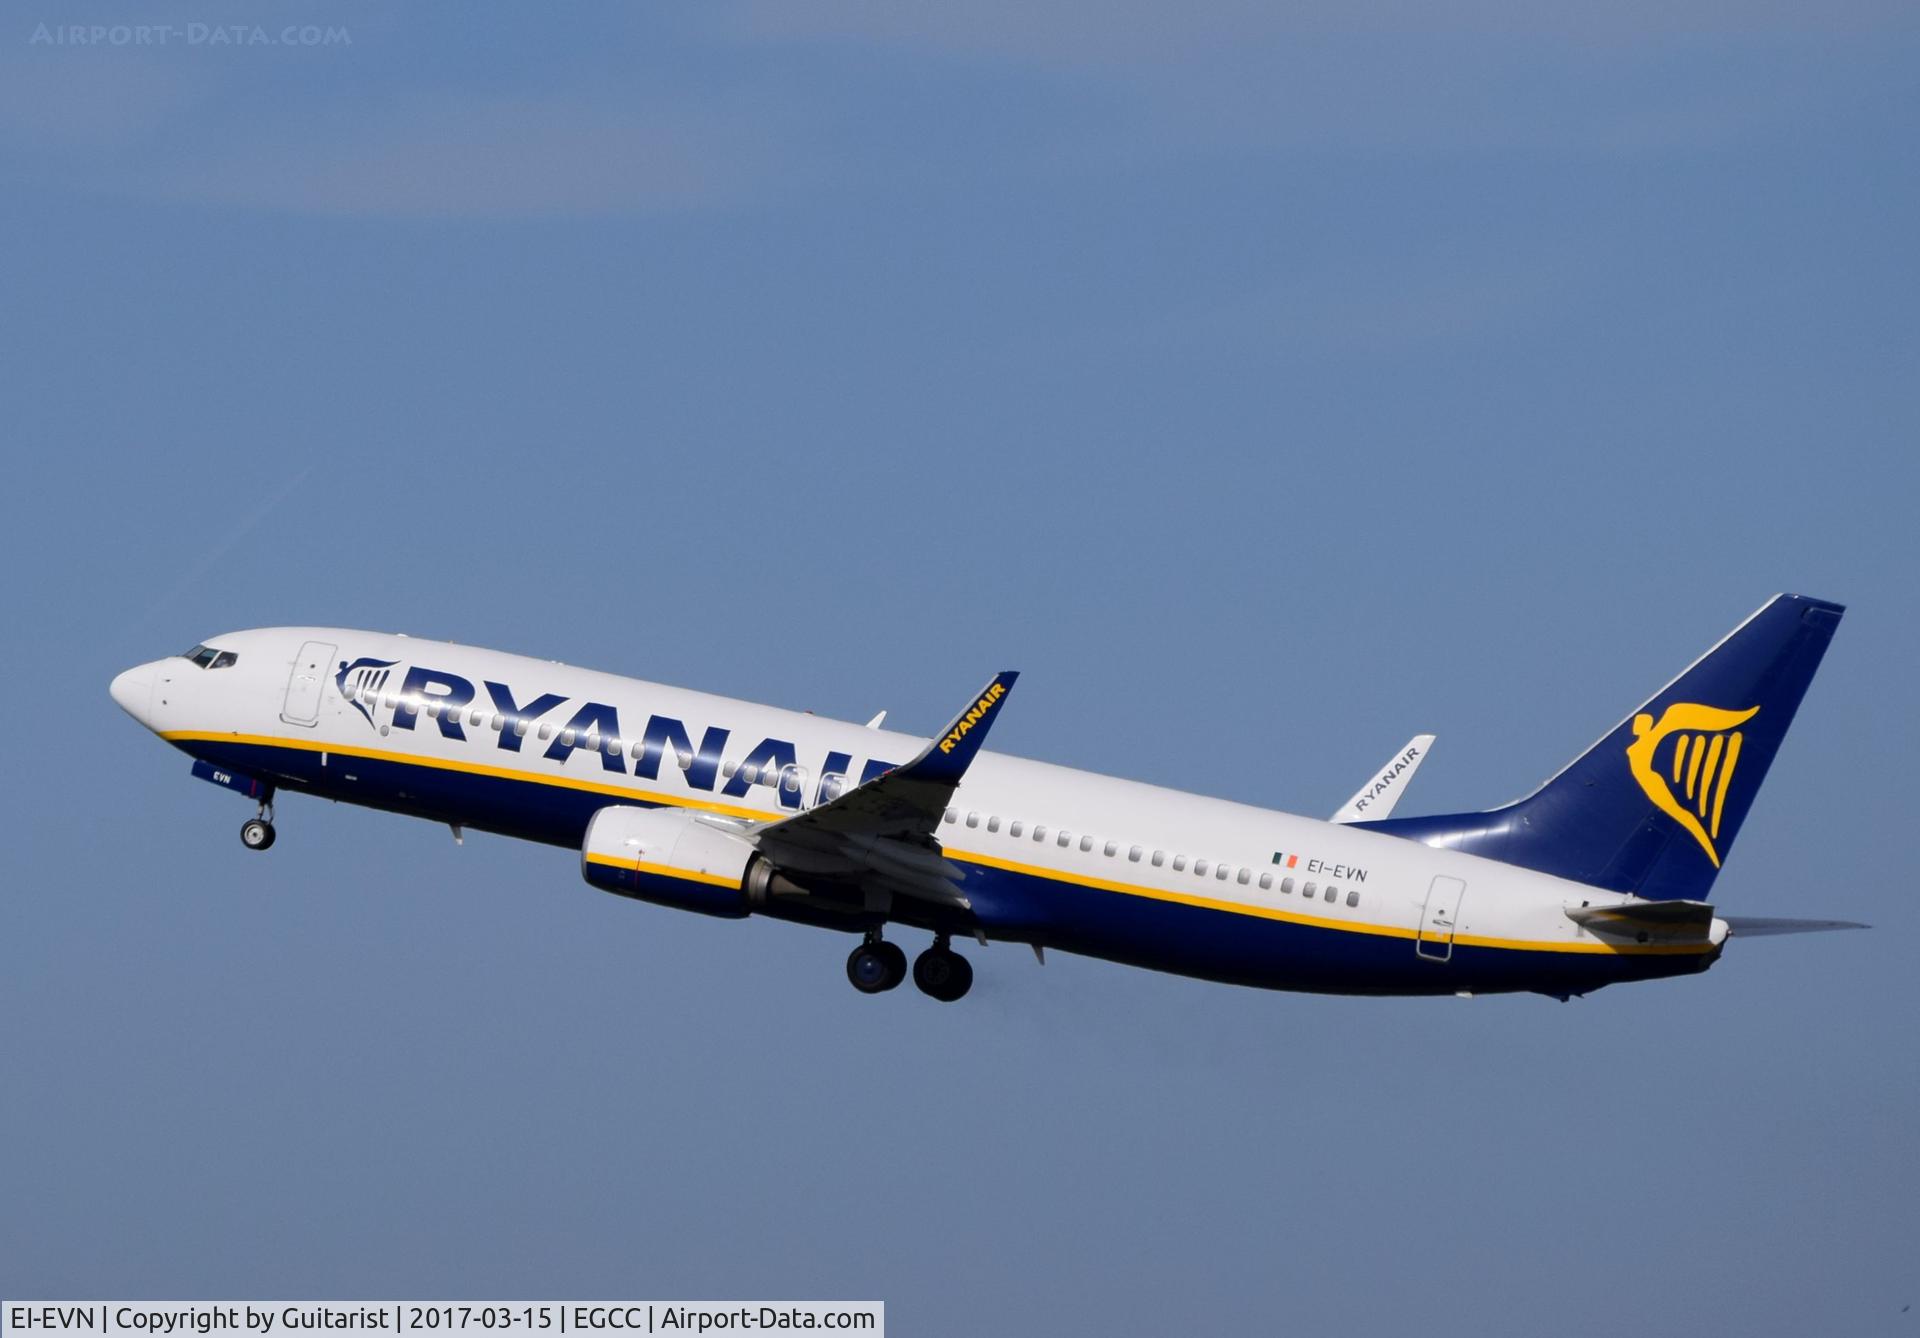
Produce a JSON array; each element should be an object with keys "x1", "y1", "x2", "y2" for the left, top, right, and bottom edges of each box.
[
  {"x1": 585, "y1": 851, "x2": 740, "y2": 890},
  {"x1": 635, "y1": 860, "x2": 741, "y2": 889},
  {"x1": 946, "y1": 850, "x2": 1709, "y2": 957},
  {"x1": 161, "y1": 730, "x2": 773, "y2": 822},
  {"x1": 170, "y1": 733, "x2": 1710, "y2": 958}
]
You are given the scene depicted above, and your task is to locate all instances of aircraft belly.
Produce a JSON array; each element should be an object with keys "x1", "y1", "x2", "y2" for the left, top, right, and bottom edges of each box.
[
  {"x1": 956, "y1": 862, "x2": 1714, "y2": 997},
  {"x1": 169, "y1": 737, "x2": 1718, "y2": 998},
  {"x1": 180, "y1": 736, "x2": 609, "y2": 849}
]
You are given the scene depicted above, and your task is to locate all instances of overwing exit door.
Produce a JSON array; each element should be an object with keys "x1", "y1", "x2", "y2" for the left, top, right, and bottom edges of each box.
[
  {"x1": 1417, "y1": 875, "x2": 1467, "y2": 961},
  {"x1": 281, "y1": 640, "x2": 336, "y2": 726}
]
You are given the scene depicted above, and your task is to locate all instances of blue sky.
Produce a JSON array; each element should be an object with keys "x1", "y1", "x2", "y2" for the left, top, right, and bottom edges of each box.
[{"x1": 2, "y1": 4, "x2": 1916, "y2": 1334}]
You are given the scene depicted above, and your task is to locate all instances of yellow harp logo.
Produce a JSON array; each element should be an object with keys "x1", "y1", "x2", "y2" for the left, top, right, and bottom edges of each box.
[{"x1": 1626, "y1": 702, "x2": 1760, "y2": 867}]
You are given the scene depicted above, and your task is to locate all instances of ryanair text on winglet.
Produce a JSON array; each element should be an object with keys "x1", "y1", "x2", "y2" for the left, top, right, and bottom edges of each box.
[{"x1": 939, "y1": 682, "x2": 1008, "y2": 754}]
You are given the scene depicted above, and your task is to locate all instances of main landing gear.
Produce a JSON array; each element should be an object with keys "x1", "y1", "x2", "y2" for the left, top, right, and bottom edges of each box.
[
  {"x1": 846, "y1": 932, "x2": 973, "y2": 1001},
  {"x1": 240, "y1": 801, "x2": 276, "y2": 851},
  {"x1": 913, "y1": 936, "x2": 973, "y2": 1003},
  {"x1": 846, "y1": 934, "x2": 908, "y2": 994}
]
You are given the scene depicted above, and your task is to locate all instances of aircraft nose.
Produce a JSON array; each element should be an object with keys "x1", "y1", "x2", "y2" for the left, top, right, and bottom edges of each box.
[{"x1": 110, "y1": 662, "x2": 156, "y2": 726}]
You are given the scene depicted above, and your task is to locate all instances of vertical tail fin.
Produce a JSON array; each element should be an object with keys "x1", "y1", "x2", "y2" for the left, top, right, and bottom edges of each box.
[{"x1": 1358, "y1": 594, "x2": 1844, "y2": 900}]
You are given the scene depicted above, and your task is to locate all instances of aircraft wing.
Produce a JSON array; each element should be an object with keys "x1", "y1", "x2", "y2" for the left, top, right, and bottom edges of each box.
[
  {"x1": 749, "y1": 671, "x2": 1018, "y2": 910},
  {"x1": 1331, "y1": 734, "x2": 1435, "y2": 823}
]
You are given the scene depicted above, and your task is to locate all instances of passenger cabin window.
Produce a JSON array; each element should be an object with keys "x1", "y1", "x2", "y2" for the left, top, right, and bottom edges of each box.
[
  {"x1": 1172, "y1": 856, "x2": 1187, "y2": 871},
  {"x1": 1325, "y1": 886, "x2": 1338, "y2": 903},
  {"x1": 1258, "y1": 873, "x2": 1272, "y2": 890},
  {"x1": 1194, "y1": 859, "x2": 1208, "y2": 876},
  {"x1": 1009, "y1": 821, "x2": 1024, "y2": 838},
  {"x1": 1033, "y1": 825, "x2": 1047, "y2": 842},
  {"x1": 1152, "y1": 851, "x2": 1165, "y2": 867},
  {"x1": 1303, "y1": 882, "x2": 1317, "y2": 898},
  {"x1": 1058, "y1": 832, "x2": 1072, "y2": 847},
  {"x1": 987, "y1": 817, "x2": 1001, "y2": 833},
  {"x1": 1237, "y1": 869, "x2": 1251, "y2": 885},
  {"x1": 1129, "y1": 846, "x2": 1143, "y2": 863},
  {"x1": 966, "y1": 812, "x2": 980, "y2": 828},
  {"x1": 1346, "y1": 890, "x2": 1360, "y2": 907},
  {"x1": 944, "y1": 809, "x2": 957, "y2": 825},
  {"x1": 1079, "y1": 835, "x2": 1094, "y2": 853},
  {"x1": 1103, "y1": 841, "x2": 1118, "y2": 857},
  {"x1": 1281, "y1": 877, "x2": 1295, "y2": 894}
]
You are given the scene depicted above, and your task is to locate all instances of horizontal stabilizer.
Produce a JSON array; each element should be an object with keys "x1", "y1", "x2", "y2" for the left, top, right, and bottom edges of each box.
[
  {"x1": 1566, "y1": 899, "x2": 1715, "y2": 930},
  {"x1": 1332, "y1": 734, "x2": 1435, "y2": 824},
  {"x1": 1723, "y1": 916, "x2": 1870, "y2": 937}
]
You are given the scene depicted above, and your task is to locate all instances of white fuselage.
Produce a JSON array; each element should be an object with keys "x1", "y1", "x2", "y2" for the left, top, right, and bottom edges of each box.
[{"x1": 110, "y1": 627, "x2": 1727, "y2": 997}]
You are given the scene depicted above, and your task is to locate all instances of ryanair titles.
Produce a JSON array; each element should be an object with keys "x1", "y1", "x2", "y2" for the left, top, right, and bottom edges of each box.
[
  {"x1": 1345, "y1": 741, "x2": 1422, "y2": 817},
  {"x1": 346, "y1": 661, "x2": 897, "y2": 811},
  {"x1": 939, "y1": 680, "x2": 1007, "y2": 754}
]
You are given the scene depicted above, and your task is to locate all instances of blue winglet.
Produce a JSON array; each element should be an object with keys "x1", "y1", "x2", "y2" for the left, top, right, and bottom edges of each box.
[{"x1": 896, "y1": 671, "x2": 1020, "y2": 787}]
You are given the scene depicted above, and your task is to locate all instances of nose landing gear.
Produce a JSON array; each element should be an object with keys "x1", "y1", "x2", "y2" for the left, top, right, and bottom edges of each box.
[{"x1": 240, "y1": 801, "x2": 276, "y2": 851}]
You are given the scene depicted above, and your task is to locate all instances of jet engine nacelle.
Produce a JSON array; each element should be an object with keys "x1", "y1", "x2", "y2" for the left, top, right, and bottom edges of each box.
[{"x1": 581, "y1": 804, "x2": 758, "y2": 918}]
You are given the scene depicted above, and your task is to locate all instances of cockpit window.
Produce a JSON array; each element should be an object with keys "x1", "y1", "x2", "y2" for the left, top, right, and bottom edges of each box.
[{"x1": 180, "y1": 644, "x2": 238, "y2": 669}]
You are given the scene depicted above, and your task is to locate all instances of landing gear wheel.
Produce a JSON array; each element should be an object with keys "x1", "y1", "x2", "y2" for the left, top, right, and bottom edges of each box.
[
  {"x1": 913, "y1": 945, "x2": 974, "y2": 1002},
  {"x1": 240, "y1": 818, "x2": 276, "y2": 851},
  {"x1": 846, "y1": 940, "x2": 908, "y2": 994}
]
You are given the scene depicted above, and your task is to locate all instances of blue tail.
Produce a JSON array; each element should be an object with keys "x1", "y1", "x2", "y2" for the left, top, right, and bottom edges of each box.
[{"x1": 1358, "y1": 594, "x2": 1844, "y2": 901}]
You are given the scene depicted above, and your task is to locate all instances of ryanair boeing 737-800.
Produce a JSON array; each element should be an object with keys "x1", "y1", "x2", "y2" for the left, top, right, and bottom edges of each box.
[{"x1": 109, "y1": 594, "x2": 1860, "y2": 1002}]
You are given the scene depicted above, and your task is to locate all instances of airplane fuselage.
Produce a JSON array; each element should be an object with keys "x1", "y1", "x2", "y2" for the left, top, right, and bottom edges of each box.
[{"x1": 110, "y1": 627, "x2": 1727, "y2": 999}]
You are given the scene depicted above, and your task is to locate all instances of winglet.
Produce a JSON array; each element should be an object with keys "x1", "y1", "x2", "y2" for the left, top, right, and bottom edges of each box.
[
  {"x1": 1332, "y1": 734, "x2": 1435, "y2": 823},
  {"x1": 895, "y1": 672, "x2": 1019, "y2": 787}
]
